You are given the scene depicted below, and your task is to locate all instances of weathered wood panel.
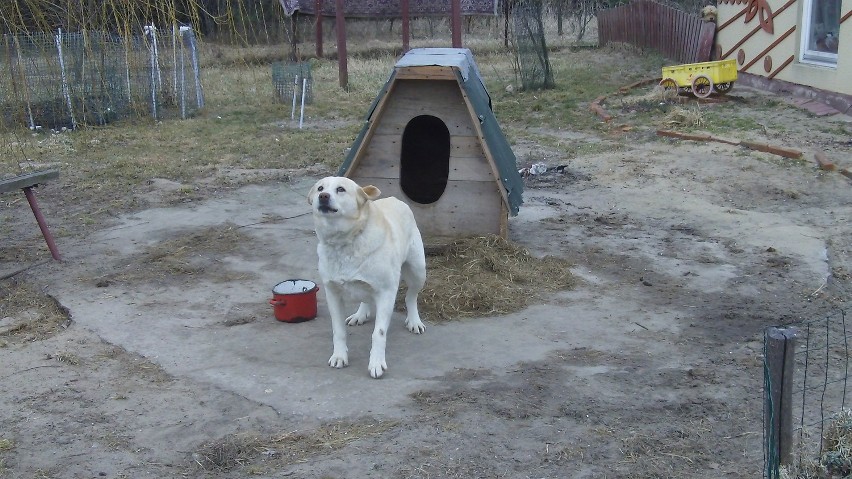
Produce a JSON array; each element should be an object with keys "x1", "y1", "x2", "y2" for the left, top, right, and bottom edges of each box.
[
  {"x1": 349, "y1": 176, "x2": 503, "y2": 238},
  {"x1": 394, "y1": 66, "x2": 457, "y2": 80},
  {"x1": 597, "y1": 0, "x2": 714, "y2": 64},
  {"x1": 448, "y1": 153, "x2": 494, "y2": 182},
  {"x1": 372, "y1": 80, "x2": 476, "y2": 136},
  {"x1": 354, "y1": 134, "x2": 492, "y2": 182}
]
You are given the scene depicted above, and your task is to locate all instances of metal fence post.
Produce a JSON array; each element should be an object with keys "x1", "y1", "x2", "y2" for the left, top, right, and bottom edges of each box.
[
  {"x1": 145, "y1": 25, "x2": 158, "y2": 120},
  {"x1": 184, "y1": 28, "x2": 204, "y2": 110},
  {"x1": 55, "y1": 28, "x2": 77, "y2": 129},
  {"x1": 765, "y1": 326, "x2": 799, "y2": 477},
  {"x1": 178, "y1": 27, "x2": 186, "y2": 119}
]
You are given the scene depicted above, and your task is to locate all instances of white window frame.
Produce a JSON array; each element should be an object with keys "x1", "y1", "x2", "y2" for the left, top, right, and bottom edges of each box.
[{"x1": 799, "y1": 0, "x2": 840, "y2": 67}]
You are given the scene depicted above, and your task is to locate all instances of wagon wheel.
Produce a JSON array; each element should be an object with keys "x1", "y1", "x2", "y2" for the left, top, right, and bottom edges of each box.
[
  {"x1": 691, "y1": 74, "x2": 714, "y2": 99},
  {"x1": 715, "y1": 82, "x2": 734, "y2": 94},
  {"x1": 659, "y1": 78, "x2": 679, "y2": 98}
]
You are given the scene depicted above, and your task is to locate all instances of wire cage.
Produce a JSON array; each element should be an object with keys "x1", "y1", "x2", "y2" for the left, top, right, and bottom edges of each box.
[
  {"x1": 272, "y1": 61, "x2": 313, "y2": 105},
  {"x1": 0, "y1": 26, "x2": 203, "y2": 130}
]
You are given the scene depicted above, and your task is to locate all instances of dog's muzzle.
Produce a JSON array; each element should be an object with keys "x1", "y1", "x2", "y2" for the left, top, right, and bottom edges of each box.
[{"x1": 317, "y1": 192, "x2": 337, "y2": 213}]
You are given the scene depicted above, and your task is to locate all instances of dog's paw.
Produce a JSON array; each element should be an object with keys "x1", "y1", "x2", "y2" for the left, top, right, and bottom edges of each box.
[
  {"x1": 406, "y1": 317, "x2": 426, "y2": 334},
  {"x1": 345, "y1": 304, "x2": 371, "y2": 326},
  {"x1": 328, "y1": 353, "x2": 349, "y2": 368},
  {"x1": 345, "y1": 313, "x2": 369, "y2": 326},
  {"x1": 368, "y1": 357, "x2": 388, "y2": 379}
]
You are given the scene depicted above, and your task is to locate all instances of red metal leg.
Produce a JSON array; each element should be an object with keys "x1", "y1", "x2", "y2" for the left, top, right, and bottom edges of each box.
[{"x1": 22, "y1": 186, "x2": 61, "y2": 261}]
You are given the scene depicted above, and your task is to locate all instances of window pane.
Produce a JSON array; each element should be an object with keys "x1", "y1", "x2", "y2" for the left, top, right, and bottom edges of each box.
[{"x1": 807, "y1": 0, "x2": 841, "y2": 53}]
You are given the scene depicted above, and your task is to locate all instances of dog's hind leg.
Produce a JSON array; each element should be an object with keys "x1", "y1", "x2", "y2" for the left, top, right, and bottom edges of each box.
[
  {"x1": 346, "y1": 302, "x2": 372, "y2": 326},
  {"x1": 401, "y1": 243, "x2": 426, "y2": 334}
]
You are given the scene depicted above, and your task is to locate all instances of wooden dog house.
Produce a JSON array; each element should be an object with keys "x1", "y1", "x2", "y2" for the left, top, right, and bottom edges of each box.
[{"x1": 339, "y1": 48, "x2": 523, "y2": 239}]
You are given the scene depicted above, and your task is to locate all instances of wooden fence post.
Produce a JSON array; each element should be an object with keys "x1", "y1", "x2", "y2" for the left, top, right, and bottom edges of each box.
[
  {"x1": 334, "y1": 0, "x2": 348, "y2": 90},
  {"x1": 765, "y1": 326, "x2": 799, "y2": 476},
  {"x1": 450, "y1": 0, "x2": 462, "y2": 48},
  {"x1": 315, "y1": 0, "x2": 323, "y2": 58}
]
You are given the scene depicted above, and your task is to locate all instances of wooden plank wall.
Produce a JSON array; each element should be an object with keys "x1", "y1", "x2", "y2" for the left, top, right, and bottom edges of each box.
[
  {"x1": 349, "y1": 176, "x2": 504, "y2": 237},
  {"x1": 597, "y1": 0, "x2": 716, "y2": 64}
]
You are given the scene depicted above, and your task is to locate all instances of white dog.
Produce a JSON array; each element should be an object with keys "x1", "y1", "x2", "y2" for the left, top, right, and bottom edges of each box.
[
  {"x1": 308, "y1": 176, "x2": 427, "y2": 378},
  {"x1": 701, "y1": 5, "x2": 718, "y2": 22}
]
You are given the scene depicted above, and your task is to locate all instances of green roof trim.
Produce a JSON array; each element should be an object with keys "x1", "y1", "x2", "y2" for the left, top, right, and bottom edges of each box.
[{"x1": 338, "y1": 48, "x2": 523, "y2": 216}]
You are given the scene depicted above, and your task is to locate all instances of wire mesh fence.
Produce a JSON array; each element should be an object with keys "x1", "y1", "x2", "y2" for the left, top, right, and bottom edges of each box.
[
  {"x1": 764, "y1": 308, "x2": 851, "y2": 478},
  {"x1": 0, "y1": 26, "x2": 203, "y2": 130},
  {"x1": 512, "y1": 0, "x2": 555, "y2": 91}
]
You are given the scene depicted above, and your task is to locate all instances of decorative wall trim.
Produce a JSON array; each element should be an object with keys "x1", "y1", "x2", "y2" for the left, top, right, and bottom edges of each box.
[
  {"x1": 767, "y1": 55, "x2": 794, "y2": 79},
  {"x1": 717, "y1": 4, "x2": 748, "y2": 31},
  {"x1": 741, "y1": 26, "x2": 796, "y2": 71},
  {"x1": 744, "y1": 0, "x2": 775, "y2": 33},
  {"x1": 720, "y1": 0, "x2": 797, "y2": 60}
]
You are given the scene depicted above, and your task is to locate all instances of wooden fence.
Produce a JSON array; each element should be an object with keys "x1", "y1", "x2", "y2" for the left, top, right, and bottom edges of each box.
[{"x1": 597, "y1": 0, "x2": 716, "y2": 64}]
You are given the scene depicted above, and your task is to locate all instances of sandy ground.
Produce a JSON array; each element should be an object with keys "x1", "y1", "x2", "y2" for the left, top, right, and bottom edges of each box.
[{"x1": 2, "y1": 84, "x2": 851, "y2": 478}]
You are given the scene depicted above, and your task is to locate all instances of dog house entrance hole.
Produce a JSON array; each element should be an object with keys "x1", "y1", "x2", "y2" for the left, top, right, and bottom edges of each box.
[{"x1": 400, "y1": 115, "x2": 450, "y2": 204}]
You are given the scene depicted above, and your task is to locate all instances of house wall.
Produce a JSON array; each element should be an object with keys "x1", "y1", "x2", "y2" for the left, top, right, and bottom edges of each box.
[
  {"x1": 716, "y1": 0, "x2": 851, "y2": 96},
  {"x1": 348, "y1": 78, "x2": 505, "y2": 239}
]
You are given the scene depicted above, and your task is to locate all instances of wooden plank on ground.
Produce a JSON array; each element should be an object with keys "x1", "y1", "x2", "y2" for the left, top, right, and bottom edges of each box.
[
  {"x1": 656, "y1": 129, "x2": 712, "y2": 141},
  {"x1": 741, "y1": 141, "x2": 804, "y2": 159},
  {"x1": 814, "y1": 152, "x2": 836, "y2": 171}
]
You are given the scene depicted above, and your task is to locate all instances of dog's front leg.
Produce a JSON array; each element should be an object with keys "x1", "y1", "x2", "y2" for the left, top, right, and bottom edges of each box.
[
  {"x1": 368, "y1": 292, "x2": 395, "y2": 378},
  {"x1": 325, "y1": 287, "x2": 349, "y2": 368}
]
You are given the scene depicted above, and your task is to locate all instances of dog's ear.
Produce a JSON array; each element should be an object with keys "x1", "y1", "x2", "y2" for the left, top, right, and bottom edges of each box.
[
  {"x1": 307, "y1": 182, "x2": 318, "y2": 205},
  {"x1": 360, "y1": 185, "x2": 381, "y2": 201}
]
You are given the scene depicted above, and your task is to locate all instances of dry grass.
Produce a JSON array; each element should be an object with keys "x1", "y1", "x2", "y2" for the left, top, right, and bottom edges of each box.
[
  {"x1": 49, "y1": 351, "x2": 82, "y2": 365},
  {"x1": 663, "y1": 104, "x2": 705, "y2": 128},
  {"x1": 821, "y1": 409, "x2": 852, "y2": 476},
  {"x1": 412, "y1": 235, "x2": 575, "y2": 321},
  {"x1": 618, "y1": 426, "x2": 711, "y2": 476},
  {"x1": 780, "y1": 409, "x2": 852, "y2": 479},
  {"x1": 95, "y1": 345, "x2": 175, "y2": 384},
  {"x1": 0, "y1": 279, "x2": 71, "y2": 345},
  {"x1": 0, "y1": 439, "x2": 10, "y2": 476},
  {"x1": 100, "y1": 223, "x2": 256, "y2": 285},
  {"x1": 192, "y1": 420, "x2": 398, "y2": 472},
  {"x1": 617, "y1": 86, "x2": 671, "y2": 107}
]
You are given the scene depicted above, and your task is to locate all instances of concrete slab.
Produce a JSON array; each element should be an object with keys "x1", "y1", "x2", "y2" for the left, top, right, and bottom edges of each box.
[
  {"x1": 41, "y1": 178, "x2": 663, "y2": 421},
  {"x1": 41, "y1": 163, "x2": 837, "y2": 425}
]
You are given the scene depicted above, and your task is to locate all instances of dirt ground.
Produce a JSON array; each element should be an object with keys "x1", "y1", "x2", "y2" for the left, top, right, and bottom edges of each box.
[{"x1": 2, "y1": 78, "x2": 852, "y2": 478}]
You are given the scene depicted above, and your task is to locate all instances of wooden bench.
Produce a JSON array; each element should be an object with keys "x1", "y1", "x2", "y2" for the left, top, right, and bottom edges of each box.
[{"x1": 1, "y1": 169, "x2": 62, "y2": 261}]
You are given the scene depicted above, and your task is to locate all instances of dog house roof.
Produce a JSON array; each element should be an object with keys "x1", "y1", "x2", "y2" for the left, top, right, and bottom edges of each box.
[{"x1": 338, "y1": 48, "x2": 523, "y2": 216}]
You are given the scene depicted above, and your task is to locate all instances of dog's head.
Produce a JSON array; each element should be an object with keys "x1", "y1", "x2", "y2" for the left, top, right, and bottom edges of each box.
[
  {"x1": 307, "y1": 176, "x2": 381, "y2": 222},
  {"x1": 701, "y1": 5, "x2": 717, "y2": 22}
]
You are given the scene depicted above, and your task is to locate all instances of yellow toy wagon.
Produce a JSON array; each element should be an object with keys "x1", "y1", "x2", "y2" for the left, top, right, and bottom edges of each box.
[{"x1": 660, "y1": 59, "x2": 738, "y2": 98}]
